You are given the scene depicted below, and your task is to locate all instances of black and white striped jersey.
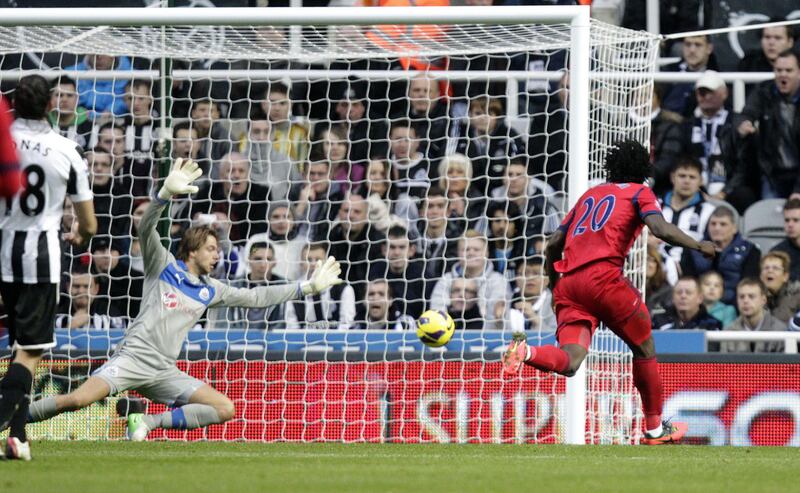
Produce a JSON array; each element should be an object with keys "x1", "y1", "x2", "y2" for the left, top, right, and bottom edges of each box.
[{"x1": 0, "y1": 118, "x2": 92, "y2": 284}]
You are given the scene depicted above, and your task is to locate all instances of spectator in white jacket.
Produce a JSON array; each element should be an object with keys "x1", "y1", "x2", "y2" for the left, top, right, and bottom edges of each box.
[
  {"x1": 244, "y1": 201, "x2": 306, "y2": 281},
  {"x1": 429, "y1": 230, "x2": 511, "y2": 329}
]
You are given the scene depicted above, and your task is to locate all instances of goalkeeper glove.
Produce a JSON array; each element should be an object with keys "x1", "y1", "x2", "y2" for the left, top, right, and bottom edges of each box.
[
  {"x1": 302, "y1": 256, "x2": 343, "y2": 295},
  {"x1": 157, "y1": 158, "x2": 203, "y2": 200}
]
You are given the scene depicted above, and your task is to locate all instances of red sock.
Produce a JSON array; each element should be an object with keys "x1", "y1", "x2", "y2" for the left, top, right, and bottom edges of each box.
[
  {"x1": 525, "y1": 345, "x2": 570, "y2": 374},
  {"x1": 633, "y1": 357, "x2": 664, "y2": 430}
]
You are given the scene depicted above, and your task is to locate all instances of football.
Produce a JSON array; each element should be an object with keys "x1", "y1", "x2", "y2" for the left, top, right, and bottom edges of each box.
[{"x1": 416, "y1": 309, "x2": 455, "y2": 347}]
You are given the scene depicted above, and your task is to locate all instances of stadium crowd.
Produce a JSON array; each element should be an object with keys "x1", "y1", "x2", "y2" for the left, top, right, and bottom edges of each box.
[{"x1": 2, "y1": 6, "x2": 800, "y2": 354}]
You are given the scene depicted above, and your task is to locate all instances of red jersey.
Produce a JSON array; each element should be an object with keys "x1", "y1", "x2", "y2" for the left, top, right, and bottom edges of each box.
[
  {"x1": 0, "y1": 96, "x2": 22, "y2": 199},
  {"x1": 554, "y1": 182, "x2": 661, "y2": 274}
]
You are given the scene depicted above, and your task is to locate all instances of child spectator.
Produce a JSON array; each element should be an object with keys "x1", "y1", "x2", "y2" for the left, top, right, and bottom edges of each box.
[{"x1": 700, "y1": 271, "x2": 737, "y2": 327}]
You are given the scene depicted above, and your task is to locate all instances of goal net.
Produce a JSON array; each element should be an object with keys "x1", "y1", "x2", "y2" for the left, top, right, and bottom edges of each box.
[{"x1": 0, "y1": 7, "x2": 659, "y2": 444}]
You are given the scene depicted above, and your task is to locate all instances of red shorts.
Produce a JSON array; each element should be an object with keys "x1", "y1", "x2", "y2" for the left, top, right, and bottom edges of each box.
[{"x1": 552, "y1": 261, "x2": 651, "y2": 348}]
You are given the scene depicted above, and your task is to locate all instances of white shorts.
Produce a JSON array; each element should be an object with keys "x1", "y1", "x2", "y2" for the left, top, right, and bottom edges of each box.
[{"x1": 93, "y1": 355, "x2": 205, "y2": 407}]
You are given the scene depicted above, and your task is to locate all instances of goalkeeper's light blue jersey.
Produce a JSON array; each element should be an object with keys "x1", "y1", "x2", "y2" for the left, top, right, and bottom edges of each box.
[{"x1": 114, "y1": 199, "x2": 303, "y2": 369}]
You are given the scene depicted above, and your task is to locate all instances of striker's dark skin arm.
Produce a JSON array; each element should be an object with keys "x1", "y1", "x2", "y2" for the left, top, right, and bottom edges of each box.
[{"x1": 544, "y1": 215, "x2": 716, "y2": 290}]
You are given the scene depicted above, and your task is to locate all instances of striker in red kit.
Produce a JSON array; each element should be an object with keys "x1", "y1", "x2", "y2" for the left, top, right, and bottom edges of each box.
[
  {"x1": 502, "y1": 139, "x2": 717, "y2": 445},
  {"x1": 0, "y1": 96, "x2": 22, "y2": 199}
]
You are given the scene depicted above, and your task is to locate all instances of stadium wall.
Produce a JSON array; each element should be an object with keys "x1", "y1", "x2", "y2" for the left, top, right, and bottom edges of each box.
[{"x1": 13, "y1": 358, "x2": 800, "y2": 446}]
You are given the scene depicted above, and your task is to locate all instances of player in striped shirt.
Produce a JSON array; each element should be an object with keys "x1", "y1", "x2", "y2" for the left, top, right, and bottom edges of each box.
[
  {"x1": 0, "y1": 75, "x2": 97, "y2": 460},
  {"x1": 27, "y1": 158, "x2": 343, "y2": 443}
]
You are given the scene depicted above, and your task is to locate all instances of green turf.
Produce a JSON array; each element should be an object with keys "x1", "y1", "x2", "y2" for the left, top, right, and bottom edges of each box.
[{"x1": 0, "y1": 442, "x2": 794, "y2": 493}]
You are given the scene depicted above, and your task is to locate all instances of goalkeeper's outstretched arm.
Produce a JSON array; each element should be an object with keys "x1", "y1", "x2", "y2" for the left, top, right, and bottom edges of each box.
[
  {"x1": 139, "y1": 158, "x2": 203, "y2": 278},
  {"x1": 208, "y1": 256, "x2": 343, "y2": 309}
]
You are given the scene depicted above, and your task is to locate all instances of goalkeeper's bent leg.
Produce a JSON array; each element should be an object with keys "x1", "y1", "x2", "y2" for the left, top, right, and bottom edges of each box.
[
  {"x1": 142, "y1": 403, "x2": 222, "y2": 431},
  {"x1": 28, "y1": 376, "x2": 112, "y2": 423}
]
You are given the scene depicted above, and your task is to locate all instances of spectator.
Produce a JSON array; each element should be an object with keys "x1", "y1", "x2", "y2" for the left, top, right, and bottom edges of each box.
[
  {"x1": 353, "y1": 279, "x2": 416, "y2": 331},
  {"x1": 388, "y1": 119, "x2": 431, "y2": 199},
  {"x1": 260, "y1": 80, "x2": 309, "y2": 166},
  {"x1": 417, "y1": 186, "x2": 460, "y2": 287},
  {"x1": 430, "y1": 231, "x2": 512, "y2": 330},
  {"x1": 313, "y1": 123, "x2": 364, "y2": 189},
  {"x1": 331, "y1": 81, "x2": 389, "y2": 166},
  {"x1": 188, "y1": 152, "x2": 269, "y2": 245},
  {"x1": 86, "y1": 147, "x2": 131, "y2": 240},
  {"x1": 95, "y1": 122, "x2": 126, "y2": 174},
  {"x1": 772, "y1": 198, "x2": 800, "y2": 281},
  {"x1": 646, "y1": 245, "x2": 673, "y2": 318},
  {"x1": 245, "y1": 202, "x2": 306, "y2": 282},
  {"x1": 507, "y1": 256, "x2": 557, "y2": 333},
  {"x1": 285, "y1": 243, "x2": 356, "y2": 330},
  {"x1": 358, "y1": 158, "x2": 419, "y2": 230},
  {"x1": 622, "y1": 1, "x2": 708, "y2": 39},
  {"x1": 56, "y1": 269, "x2": 127, "y2": 330},
  {"x1": 760, "y1": 251, "x2": 800, "y2": 323},
  {"x1": 207, "y1": 242, "x2": 289, "y2": 330},
  {"x1": 118, "y1": 79, "x2": 158, "y2": 199},
  {"x1": 90, "y1": 237, "x2": 143, "y2": 320},
  {"x1": 171, "y1": 122, "x2": 206, "y2": 182},
  {"x1": 681, "y1": 71, "x2": 755, "y2": 212},
  {"x1": 402, "y1": 74, "x2": 451, "y2": 161},
  {"x1": 486, "y1": 200, "x2": 526, "y2": 279},
  {"x1": 189, "y1": 98, "x2": 231, "y2": 164},
  {"x1": 65, "y1": 54, "x2": 132, "y2": 118},
  {"x1": 368, "y1": 225, "x2": 426, "y2": 319},
  {"x1": 328, "y1": 192, "x2": 386, "y2": 300},
  {"x1": 453, "y1": 95, "x2": 525, "y2": 195},
  {"x1": 48, "y1": 76, "x2": 92, "y2": 148},
  {"x1": 491, "y1": 158, "x2": 561, "y2": 242},
  {"x1": 659, "y1": 156, "x2": 716, "y2": 265},
  {"x1": 243, "y1": 108, "x2": 299, "y2": 201},
  {"x1": 738, "y1": 24, "x2": 795, "y2": 73},
  {"x1": 738, "y1": 49, "x2": 800, "y2": 200},
  {"x1": 721, "y1": 278, "x2": 787, "y2": 353},
  {"x1": 700, "y1": 270, "x2": 738, "y2": 327},
  {"x1": 292, "y1": 158, "x2": 345, "y2": 242},
  {"x1": 446, "y1": 277, "x2": 484, "y2": 331},
  {"x1": 652, "y1": 276, "x2": 723, "y2": 331},
  {"x1": 681, "y1": 206, "x2": 761, "y2": 305},
  {"x1": 637, "y1": 84, "x2": 684, "y2": 196},
  {"x1": 528, "y1": 70, "x2": 569, "y2": 193},
  {"x1": 438, "y1": 153, "x2": 486, "y2": 236},
  {"x1": 662, "y1": 35, "x2": 718, "y2": 117}
]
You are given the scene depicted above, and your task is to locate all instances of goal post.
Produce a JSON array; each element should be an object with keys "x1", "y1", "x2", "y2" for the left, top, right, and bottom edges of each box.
[{"x1": 0, "y1": 6, "x2": 659, "y2": 444}]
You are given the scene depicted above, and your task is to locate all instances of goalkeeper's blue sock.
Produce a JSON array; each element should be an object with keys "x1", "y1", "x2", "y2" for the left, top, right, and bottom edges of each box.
[
  {"x1": 0, "y1": 363, "x2": 32, "y2": 435},
  {"x1": 142, "y1": 404, "x2": 221, "y2": 431}
]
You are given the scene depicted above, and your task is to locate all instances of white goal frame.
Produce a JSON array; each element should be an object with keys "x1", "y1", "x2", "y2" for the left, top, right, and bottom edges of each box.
[{"x1": 0, "y1": 5, "x2": 642, "y2": 445}]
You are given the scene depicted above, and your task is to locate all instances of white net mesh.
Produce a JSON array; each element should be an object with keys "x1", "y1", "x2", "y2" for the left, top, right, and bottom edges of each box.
[{"x1": 0, "y1": 14, "x2": 659, "y2": 443}]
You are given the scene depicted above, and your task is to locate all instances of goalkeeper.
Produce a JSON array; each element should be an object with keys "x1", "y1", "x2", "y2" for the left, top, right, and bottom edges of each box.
[{"x1": 28, "y1": 159, "x2": 343, "y2": 441}]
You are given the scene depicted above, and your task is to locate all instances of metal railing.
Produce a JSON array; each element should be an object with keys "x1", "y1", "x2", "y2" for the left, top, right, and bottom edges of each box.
[
  {"x1": 706, "y1": 331, "x2": 800, "y2": 354},
  {"x1": 0, "y1": 68, "x2": 774, "y2": 119}
]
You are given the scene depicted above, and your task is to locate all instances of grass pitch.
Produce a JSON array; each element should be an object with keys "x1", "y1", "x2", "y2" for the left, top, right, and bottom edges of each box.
[{"x1": 0, "y1": 442, "x2": 793, "y2": 493}]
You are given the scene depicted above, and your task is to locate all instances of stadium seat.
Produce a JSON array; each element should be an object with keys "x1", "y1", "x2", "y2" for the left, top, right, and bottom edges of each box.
[{"x1": 742, "y1": 199, "x2": 787, "y2": 253}]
